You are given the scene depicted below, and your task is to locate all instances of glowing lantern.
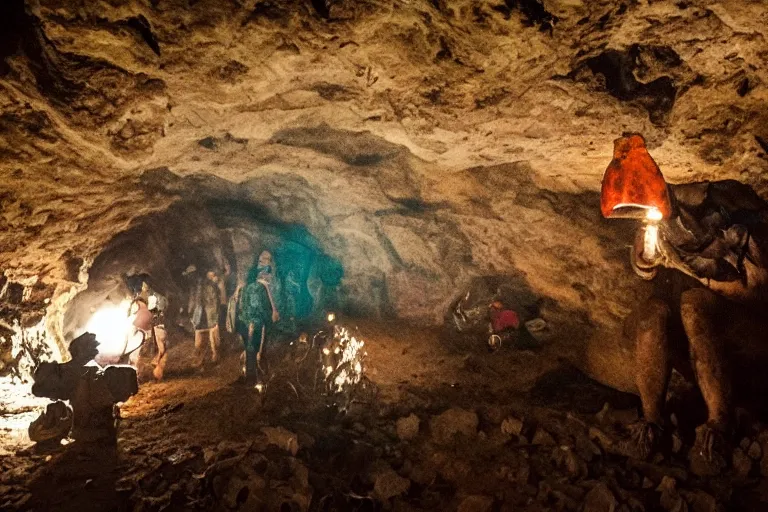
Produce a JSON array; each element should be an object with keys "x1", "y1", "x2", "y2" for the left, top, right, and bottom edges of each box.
[{"x1": 600, "y1": 134, "x2": 672, "y2": 220}]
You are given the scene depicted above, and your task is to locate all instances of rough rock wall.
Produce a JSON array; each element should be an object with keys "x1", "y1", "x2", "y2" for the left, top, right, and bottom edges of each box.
[{"x1": 1, "y1": 0, "x2": 767, "y2": 372}]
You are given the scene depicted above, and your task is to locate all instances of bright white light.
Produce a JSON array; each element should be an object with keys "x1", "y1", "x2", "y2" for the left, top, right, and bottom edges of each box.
[
  {"x1": 327, "y1": 312, "x2": 336, "y2": 323},
  {"x1": 83, "y1": 299, "x2": 135, "y2": 356},
  {"x1": 643, "y1": 208, "x2": 662, "y2": 260},
  {"x1": 643, "y1": 224, "x2": 659, "y2": 260},
  {"x1": 328, "y1": 326, "x2": 366, "y2": 393},
  {"x1": 646, "y1": 208, "x2": 663, "y2": 221}
]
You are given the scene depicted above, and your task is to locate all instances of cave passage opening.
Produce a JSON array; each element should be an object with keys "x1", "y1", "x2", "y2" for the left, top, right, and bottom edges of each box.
[{"x1": 62, "y1": 197, "x2": 345, "y2": 363}]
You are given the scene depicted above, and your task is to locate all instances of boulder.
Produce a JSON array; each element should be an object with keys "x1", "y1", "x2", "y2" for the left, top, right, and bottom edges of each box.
[
  {"x1": 531, "y1": 428, "x2": 556, "y2": 446},
  {"x1": 261, "y1": 427, "x2": 299, "y2": 456},
  {"x1": 430, "y1": 408, "x2": 478, "y2": 445},
  {"x1": 731, "y1": 448, "x2": 752, "y2": 479},
  {"x1": 656, "y1": 476, "x2": 687, "y2": 512},
  {"x1": 28, "y1": 401, "x2": 72, "y2": 444},
  {"x1": 583, "y1": 482, "x2": 618, "y2": 512},
  {"x1": 501, "y1": 417, "x2": 524, "y2": 438},
  {"x1": 373, "y1": 469, "x2": 410, "y2": 501},
  {"x1": 396, "y1": 414, "x2": 420, "y2": 441},
  {"x1": 681, "y1": 490, "x2": 720, "y2": 512}
]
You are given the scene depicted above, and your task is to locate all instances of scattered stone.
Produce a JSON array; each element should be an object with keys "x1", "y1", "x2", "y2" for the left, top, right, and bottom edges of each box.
[
  {"x1": 479, "y1": 405, "x2": 505, "y2": 425},
  {"x1": 373, "y1": 469, "x2": 410, "y2": 501},
  {"x1": 672, "y1": 432, "x2": 684, "y2": 454},
  {"x1": 583, "y1": 482, "x2": 618, "y2": 512},
  {"x1": 574, "y1": 433, "x2": 602, "y2": 461},
  {"x1": 430, "y1": 408, "x2": 478, "y2": 445},
  {"x1": 457, "y1": 495, "x2": 494, "y2": 512},
  {"x1": 28, "y1": 401, "x2": 72, "y2": 444},
  {"x1": 747, "y1": 441, "x2": 762, "y2": 460},
  {"x1": 396, "y1": 414, "x2": 420, "y2": 441},
  {"x1": 595, "y1": 403, "x2": 611, "y2": 425},
  {"x1": 261, "y1": 427, "x2": 299, "y2": 456},
  {"x1": 553, "y1": 446, "x2": 587, "y2": 479},
  {"x1": 656, "y1": 476, "x2": 687, "y2": 512},
  {"x1": 681, "y1": 489, "x2": 719, "y2": 512},
  {"x1": 627, "y1": 496, "x2": 647, "y2": 512},
  {"x1": 739, "y1": 437, "x2": 750, "y2": 451},
  {"x1": 731, "y1": 448, "x2": 752, "y2": 479},
  {"x1": 222, "y1": 473, "x2": 266, "y2": 510},
  {"x1": 501, "y1": 417, "x2": 524, "y2": 437},
  {"x1": 531, "y1": 428, "x2": 556, "y2": 446},
  {"x1": 589, "y1": 426, "x2": 615, "y2": 451},
  {"x1": 539, "y1": 480, "x2": 581, "y2": 510},
  {"x1": 203, "y1": 447, "x2": 217, "y2": 464}
]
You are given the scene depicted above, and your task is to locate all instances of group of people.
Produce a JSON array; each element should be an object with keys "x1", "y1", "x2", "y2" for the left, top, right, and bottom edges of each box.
[
  {"x1": 186, "y1": 250, "x2": 282, "y2": 387},
  {"x1": 123, "y1": 248, "x2": 337, "y2": 388}
]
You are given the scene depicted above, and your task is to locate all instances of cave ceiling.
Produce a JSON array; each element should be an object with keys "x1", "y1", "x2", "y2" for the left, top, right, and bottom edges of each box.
[{"x1": 1, "y1": 0, "x2": 767, "y2": 334}]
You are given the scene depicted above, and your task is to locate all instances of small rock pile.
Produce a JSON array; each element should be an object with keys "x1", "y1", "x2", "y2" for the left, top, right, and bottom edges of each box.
[{"x1": 5, "y1": 393, "x2": 768, "y2": 511}]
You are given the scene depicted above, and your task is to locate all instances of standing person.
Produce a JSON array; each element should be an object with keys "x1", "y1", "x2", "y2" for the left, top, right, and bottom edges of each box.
[
  {"x1": 227, "y1": 271, "x2": 249, "y2": 375},
  {"x1": 129, "y1": 297, "x2": 153, "y2": 380},
  {"x1": 189, "y1": 267, "x2": 222, "y2": 367},
  {"x1": 239, "y1": 252, "x2": 279, "y2": 387},
  {"x1": 226, "y1": 271, "x2": 248, "y2": 345},
  {"x1": 134, "y1": 280, "x2": 169, "y2": 381},
  {"x1": 208, "y1": 269, "x2": 228, "y2": 351}
]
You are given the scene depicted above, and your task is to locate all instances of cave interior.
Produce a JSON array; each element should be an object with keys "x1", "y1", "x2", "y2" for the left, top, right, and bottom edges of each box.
[{"x1": 2, "y1": 0, "x2": 768, "y2": 511}]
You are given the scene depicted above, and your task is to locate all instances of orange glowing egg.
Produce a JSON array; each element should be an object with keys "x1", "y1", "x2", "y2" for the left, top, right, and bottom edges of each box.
[{"x1": 600, "y1": 134, "x2": 672, "y2": 219}]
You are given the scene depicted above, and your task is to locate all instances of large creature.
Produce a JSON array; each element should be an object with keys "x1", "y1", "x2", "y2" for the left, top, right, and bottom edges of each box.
[{"x1": 602, "y1": 134, "x2": 768, "y2": 476}]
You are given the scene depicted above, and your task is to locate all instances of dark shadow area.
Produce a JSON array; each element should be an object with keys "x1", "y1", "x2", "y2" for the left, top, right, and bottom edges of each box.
[
  {"x1": 26, "y1": 443, "x2": 122, "y2": 512},
  {"x1": 0, "y1": 0, "x2": 27, "y2": 76},
  {"x1": 528, "y1": 364, "x2": 640, "y2": 414},
  {"x1": 492, "y1": 0, "x2": 558, "y2": 33},
  {"x1": 568, "y1": 44, "x2": 682, "y2": 125}
]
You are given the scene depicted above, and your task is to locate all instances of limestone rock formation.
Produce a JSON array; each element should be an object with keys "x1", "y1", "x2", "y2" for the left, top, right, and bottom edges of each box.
[{"x1": 1, "y1": 0, "x2": 767, "y2": 386}]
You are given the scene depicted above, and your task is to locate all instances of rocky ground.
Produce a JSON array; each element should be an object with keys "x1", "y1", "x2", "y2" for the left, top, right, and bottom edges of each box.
[
  {"x1": 2, "y1": 320, "x2": 768, "y2": 511},
  {"x1": 2, "y1": 0, "x2": 768, "y2": 374}
]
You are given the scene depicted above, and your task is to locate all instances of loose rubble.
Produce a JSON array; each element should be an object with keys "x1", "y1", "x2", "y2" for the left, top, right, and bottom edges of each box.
[{"x1": 4, "y1": 333, "x2": 768, "y2": 511}]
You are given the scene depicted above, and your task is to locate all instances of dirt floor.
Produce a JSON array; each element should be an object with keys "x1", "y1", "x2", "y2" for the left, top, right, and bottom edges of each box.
[{"x1": 2, "y1": 320, "x2": 768, "y2": 511}]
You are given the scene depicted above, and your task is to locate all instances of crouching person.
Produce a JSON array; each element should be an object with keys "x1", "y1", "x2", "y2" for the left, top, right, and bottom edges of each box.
[{"x1": 487, "y1": 300, "x2": 539, "y2": 351}]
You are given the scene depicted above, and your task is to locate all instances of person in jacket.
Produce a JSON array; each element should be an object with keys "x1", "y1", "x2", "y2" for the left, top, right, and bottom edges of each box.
[{"x1": 189, "y1": 267, "x2": 222, "y2": 367}]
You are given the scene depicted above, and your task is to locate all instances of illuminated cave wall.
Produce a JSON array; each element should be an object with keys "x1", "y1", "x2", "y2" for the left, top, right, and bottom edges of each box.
[{"x1": 1, "y1": 0, "x2": 766, "y2": 386}]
